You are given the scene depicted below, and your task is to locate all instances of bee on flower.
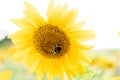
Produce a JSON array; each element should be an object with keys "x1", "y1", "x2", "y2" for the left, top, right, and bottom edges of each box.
[{"x1": 9, "y1": 0, "x2": 95, "y2": 80}]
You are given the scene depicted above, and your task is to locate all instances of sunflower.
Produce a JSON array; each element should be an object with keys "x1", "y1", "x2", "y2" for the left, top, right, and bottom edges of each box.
[
  {"x1": 0, "y1": 71, "x2": 12, "y2": 80},
  {"x1": 91, "y1": 56, "x2": 116, "y2": 70},
  {"x1": 9, "y1": 0, "x2": 95, "y2": 80}
]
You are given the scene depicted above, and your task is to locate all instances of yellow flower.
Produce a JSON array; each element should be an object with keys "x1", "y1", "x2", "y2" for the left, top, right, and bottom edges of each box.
[
  {"x1": 91, "y1": 56, "x2": 115, "y2": 69},
  {"x1": 9, "y1": 0, "x2": 95, "y2": 80},
  {"x1": 111, "y1": 77, "x2": 120, "y2": 80},
  {"x1": 0, "y1": 71, "x2": 12, "y2": 80}
]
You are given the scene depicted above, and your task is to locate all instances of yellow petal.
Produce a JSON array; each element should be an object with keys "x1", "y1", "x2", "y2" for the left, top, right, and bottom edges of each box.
[
  {"x1": 68, "y1": 30, "x2": 95, "y2": 42},
  {"x1": 10, "y1": 18, "x2": 36, "y2": 33},
  {"x1": 46, "y1": 59, "x2": 55, "y2": 80},
  {"x1": 9, "y1": 31, "x2": 32, "y2": 49},
  {"x1": 12, "y1": 46, "x2": 32, "y2": 62},
  {"x1": 64, "y1": 20, "x2": 86, "y2": 31},
  {"x1": 53, "y1": 59, "x2": 65, "y2": 80},
  {"x1": 23, "y1": 2, "x2": 46, "y2": 27},
  {"x1": 47, "y1": 0, "x2": 54, "y2": 19},
  {"x1": 61, "y1": 2, "x2": 68, "y2": 15},
  {"x1": 70, "y1": 39, "x2": 94, "y2": 50},
  {"x1": 63, "y1": 55, "x2": 76, "y2": 77},
  {"x1": 58, "y1": 9, "x2": 78, "y2": 28},
  {"x1": 66, "y1": 54, "x2": 84, "y2": 75},
  {"x1": 75, "y1": 63, "x2": 84, "y2": 74},
  {"x1": 57, "y1": 63, "x2": 65, "y2": 80},
  {"x1": 68, "y1": 42, "x2": 92, "y2": 64},
  {"x1": 24, "y1": 1, "x2": 39, "y2": 13},
  {"x1": 24, "y1": 11, "x2": 46, "y2": 27},
  {"x1": 67, "y1": 53, "x2": 84, "y2": 75},
  {"x1": 23, "y1": 49, "x2": 37, "y2": 67},
  {"x1": 36, "y1": 57, "x2": 48, "y2": 80},
  {"x1": 23, "y1": 48, "x2": 40, "y2": 74},
  {"x1": 47, "y1": 0, "x2": 77, "y2": 28},
  {"x1": 36, "y1": 68, "x2": 44, "y2": 80},
  {"x1": 47, "y1": 3, "x2": 62, "y2": 25},
  {"x1": 47, "y1": 2, "x2": 68, "y2": 26},
  {"x1": 29, "y1": 57, "x2": 40, "y2": 74}
]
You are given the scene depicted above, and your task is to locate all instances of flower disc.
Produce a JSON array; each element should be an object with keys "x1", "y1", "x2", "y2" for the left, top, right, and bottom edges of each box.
[{"x1": 32, "y1": 24, "x2": 70, "y2": 58}]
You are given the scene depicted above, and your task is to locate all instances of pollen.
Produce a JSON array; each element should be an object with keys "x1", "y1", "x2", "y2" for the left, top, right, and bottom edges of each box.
[{"x1": 32, "y1": 24, "x2": 70, "y2": 58}]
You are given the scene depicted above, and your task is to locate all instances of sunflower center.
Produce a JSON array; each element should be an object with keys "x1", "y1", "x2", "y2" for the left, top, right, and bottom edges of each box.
[{"x1": 32, "y1": 24, "x2": 70, "y2": 58}]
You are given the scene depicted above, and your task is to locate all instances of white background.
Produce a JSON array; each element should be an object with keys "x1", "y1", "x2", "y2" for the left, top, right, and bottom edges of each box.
[{"x1": 0, "y1": 0, "x2": 120, "y2": 49}]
